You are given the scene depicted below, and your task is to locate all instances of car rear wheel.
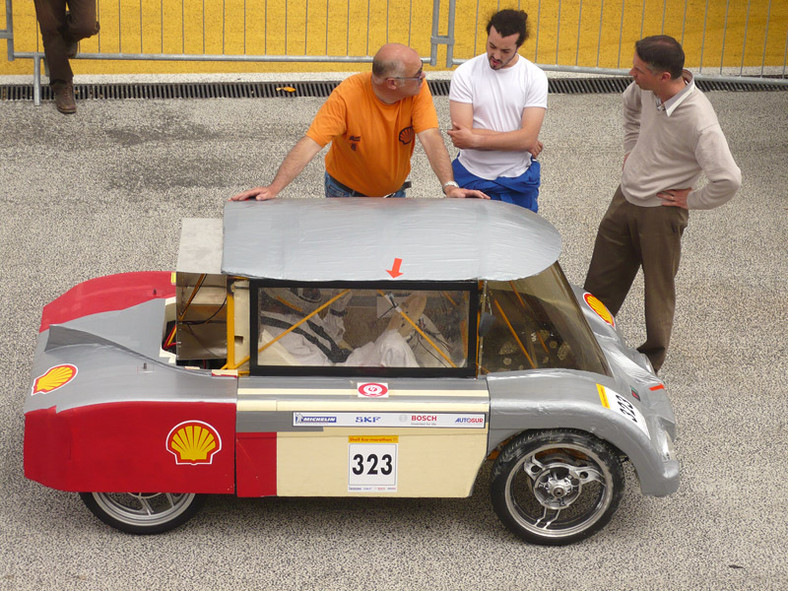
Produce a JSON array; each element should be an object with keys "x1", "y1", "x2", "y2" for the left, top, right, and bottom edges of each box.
[
  {"x1": 490, "y1": 430, "x2": 624, "y2": 545},
  {"x1": 79, "y1": 492, "x2": 204, "y2": 534}
]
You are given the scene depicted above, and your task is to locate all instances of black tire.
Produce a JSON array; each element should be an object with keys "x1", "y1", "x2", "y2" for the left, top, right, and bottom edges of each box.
[
  {"x1": 490, "y1": 430, "x2": 624, "y2": 545},
  {"x1": 79, "y1": 492, "x2": 204, "y2": 535}
]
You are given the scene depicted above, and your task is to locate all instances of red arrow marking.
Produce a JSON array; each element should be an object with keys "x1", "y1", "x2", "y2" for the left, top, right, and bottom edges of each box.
[{"x1": 387, "y1": 258, "x2": 403, "y2": 278}]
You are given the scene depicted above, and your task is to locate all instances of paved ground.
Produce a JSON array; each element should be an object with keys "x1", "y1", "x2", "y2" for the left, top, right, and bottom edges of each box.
[{"x1": 0, "y1": 78, "x2": 786, "y2": 590}]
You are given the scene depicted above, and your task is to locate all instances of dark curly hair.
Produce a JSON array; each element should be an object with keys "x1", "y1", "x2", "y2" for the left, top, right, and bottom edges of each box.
[{"x1": 486, "y1": 9, "x2": 529, "y2": 48}]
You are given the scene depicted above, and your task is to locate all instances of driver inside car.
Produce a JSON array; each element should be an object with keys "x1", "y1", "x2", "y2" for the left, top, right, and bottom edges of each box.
[{"x1": 259, "y1": 288, "x2": 425, "y2": 367}]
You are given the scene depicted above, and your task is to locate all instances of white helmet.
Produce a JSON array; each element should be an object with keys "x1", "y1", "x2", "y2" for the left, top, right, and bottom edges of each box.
[{"x1": 263, "y1": 287, "x2": 324, "y2": 315}]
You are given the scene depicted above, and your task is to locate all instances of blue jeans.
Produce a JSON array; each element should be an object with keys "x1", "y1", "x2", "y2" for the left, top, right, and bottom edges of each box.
[{"x1": 324, "y1": 172, "x2": 406, "y2": 198}]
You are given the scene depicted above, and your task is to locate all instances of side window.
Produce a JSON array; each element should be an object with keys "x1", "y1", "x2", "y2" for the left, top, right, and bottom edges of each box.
[
  {"x1": 252, "y1": 284, "x2": 474, "y2": 375},
  {"x1": 479, "y1": 266, "x2": 609, "y2": 375}
]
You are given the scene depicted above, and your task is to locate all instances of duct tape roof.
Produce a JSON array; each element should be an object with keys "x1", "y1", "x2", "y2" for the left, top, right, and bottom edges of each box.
[{"x1": 221, "y1": 198, "x2": 561, "y2": 282}]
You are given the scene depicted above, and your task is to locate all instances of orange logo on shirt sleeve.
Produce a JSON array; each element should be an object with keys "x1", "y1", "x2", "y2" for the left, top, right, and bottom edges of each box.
[
  {"x1": 166, "y1": 421, "x2": 222, "y2": 465},
  {"x1": 32, "y1": 364, "x2": 78, "y2": 394}
]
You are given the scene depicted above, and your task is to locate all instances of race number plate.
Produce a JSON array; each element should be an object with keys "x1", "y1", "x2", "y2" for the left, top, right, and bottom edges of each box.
[
  {"x1": 348, "y1": 436, "x2": 398, "y2": 492},
  {"x1": 597, "y1": 384, "x2": 650, "y2": 439}
]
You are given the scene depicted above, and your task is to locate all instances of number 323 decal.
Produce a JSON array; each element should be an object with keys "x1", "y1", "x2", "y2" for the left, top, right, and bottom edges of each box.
[{"x1": 348, "y1": 443, "x2": 398, "y2": 492}]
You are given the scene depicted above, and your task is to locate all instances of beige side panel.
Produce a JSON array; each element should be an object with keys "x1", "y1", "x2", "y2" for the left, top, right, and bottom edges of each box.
[{"x1": 276, "y1": 427, "x2": 488, "y2": 498}]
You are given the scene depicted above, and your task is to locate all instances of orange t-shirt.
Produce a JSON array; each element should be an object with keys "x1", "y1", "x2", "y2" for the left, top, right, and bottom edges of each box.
[{"x1": 306, "y1": 73, "x2": 439, "y2": 197}]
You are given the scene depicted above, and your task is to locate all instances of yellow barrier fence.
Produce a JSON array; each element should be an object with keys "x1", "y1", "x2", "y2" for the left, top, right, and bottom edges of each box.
[{"x1": 2, "y1": 0, "x2": 786, "y2": 80}]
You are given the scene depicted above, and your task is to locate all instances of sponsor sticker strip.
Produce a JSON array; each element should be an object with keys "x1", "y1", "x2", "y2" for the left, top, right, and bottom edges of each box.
[{"x1": 293, "y1": 412, "x2": 486, "y2": 429}]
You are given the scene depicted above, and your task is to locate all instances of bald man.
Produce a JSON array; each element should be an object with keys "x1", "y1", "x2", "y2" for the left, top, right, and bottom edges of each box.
[{"x1": 231, "y1": 44, "x2": 488, "y2": 200}]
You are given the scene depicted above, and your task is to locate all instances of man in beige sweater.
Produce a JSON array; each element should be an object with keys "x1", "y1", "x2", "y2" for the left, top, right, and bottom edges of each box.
[{"x1": 584, "y1": 35, "x2": 741, "y2": 373}]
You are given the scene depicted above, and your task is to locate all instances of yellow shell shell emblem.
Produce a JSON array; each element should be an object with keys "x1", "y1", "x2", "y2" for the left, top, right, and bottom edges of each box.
[
  {"x1": 167, "y1": 421, "x2": 222, "y2": 465},
  {"x1": 32, "y1": 364, "x2": 78, "y2": 394},
  {"x1": 584, "y1": 293, "x2": 615, "y2": 327}
]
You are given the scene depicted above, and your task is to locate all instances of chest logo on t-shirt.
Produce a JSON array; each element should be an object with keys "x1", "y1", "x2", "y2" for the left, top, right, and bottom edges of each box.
[
  {"x1": 349, "y1": 135, "x2": 361, "y2": 151},
  {"x1": 398, "y1": 126, "x2": 414, "y2": 145}
]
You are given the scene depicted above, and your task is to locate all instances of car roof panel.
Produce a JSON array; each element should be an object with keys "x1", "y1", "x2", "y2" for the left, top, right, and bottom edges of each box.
[{"x1": 221, "y1": 198, "x2": 561, "y2": 281}]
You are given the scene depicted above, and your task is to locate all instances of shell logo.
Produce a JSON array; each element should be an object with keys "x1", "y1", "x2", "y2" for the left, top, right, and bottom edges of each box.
[
  {"x1": 32, "y1": 364, "x2": 78, "y2": 395},
  {"x1": 584, "y1": 293, "x2": 615, "y2": 327},
  {"x1": 166, "y1": 421, "x2": 222, "y2": 465}
]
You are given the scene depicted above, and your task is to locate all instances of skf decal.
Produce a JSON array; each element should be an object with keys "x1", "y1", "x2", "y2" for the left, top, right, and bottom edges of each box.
[
  {"x1": 584, "y1": 293, "x2": 615, "y2": 327},
  {"x1": 166, "y1": 421, "x2": 222, "y2": 465},
  {"x1": 32, "y1": 364, "x2": 78, "y2": 395},
  {"x1": 357, "y1": 382, "x2": 389, "y2": 398}
]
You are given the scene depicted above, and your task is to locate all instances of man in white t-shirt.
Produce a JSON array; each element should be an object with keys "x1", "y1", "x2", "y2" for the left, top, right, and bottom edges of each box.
[{"x1": 447, "y1": 9, "x2": 548, "y2": 212}]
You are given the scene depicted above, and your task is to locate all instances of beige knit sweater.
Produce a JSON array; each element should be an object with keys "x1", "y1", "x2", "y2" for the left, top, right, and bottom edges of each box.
[{"x1": 620, "y1": 72, "x2": 742, "y2": 209}]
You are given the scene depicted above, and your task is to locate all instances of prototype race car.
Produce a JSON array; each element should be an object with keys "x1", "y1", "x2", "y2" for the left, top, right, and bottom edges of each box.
[{"x1": 24, "y1": 198, "x2": 679, "y2": 545}]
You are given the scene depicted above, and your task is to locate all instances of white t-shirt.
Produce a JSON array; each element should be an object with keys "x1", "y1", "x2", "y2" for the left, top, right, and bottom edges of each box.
[{"x1": 450, "y1": 53, "x2": 548, "y2": 179}]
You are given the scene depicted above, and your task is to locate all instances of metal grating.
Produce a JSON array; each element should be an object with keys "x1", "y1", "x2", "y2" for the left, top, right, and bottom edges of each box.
[{"x1": 1, "y1": 77, "x2": 785, "y2": 102}]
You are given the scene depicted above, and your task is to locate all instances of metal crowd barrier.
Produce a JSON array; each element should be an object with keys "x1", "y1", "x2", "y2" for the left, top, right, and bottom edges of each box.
[
  {"x1": 3, "y1": 0, "x2": 787, "y2": 105},
  {"x1": 437, "y1": 0, "x2": 787, "y2": 84}
]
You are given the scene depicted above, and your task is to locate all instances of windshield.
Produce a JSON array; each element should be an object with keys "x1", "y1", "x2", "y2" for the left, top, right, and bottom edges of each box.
[{"x1": 480, "y1": 264, "x2": 610, "y2": 376}]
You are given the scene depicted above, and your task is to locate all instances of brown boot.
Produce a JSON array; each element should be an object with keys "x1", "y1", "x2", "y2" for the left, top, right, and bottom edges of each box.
[{"x1": 52, "y1": 81, "x2": 77, "y2": 114}]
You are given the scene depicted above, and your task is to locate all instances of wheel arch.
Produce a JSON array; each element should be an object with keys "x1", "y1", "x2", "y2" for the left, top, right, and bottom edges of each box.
[{"x1": 486, "y1": 372, "x2": 679, "y2": 497}]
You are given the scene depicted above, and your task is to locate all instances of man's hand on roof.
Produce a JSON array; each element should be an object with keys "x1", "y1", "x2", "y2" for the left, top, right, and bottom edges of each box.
[
  {"x1": 445, "y1": 186, "x2": 490, "y2": 199},
  {"x1": 229, "y1": 187, "x2": 278, "y2": 201}
]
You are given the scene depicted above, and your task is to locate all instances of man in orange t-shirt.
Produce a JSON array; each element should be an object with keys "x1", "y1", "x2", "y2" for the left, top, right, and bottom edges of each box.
[{"x1": 231, "y1": 44, "x2": 488, "y2": 200}]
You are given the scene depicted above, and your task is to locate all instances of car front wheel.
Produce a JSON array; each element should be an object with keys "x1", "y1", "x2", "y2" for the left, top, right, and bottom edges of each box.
[
  {"x1": 79, "y1": 492, "x2": 204, "y2": 534},
  {"x1": 490, "y1": 430, "x2": 624, "y2": 545}
]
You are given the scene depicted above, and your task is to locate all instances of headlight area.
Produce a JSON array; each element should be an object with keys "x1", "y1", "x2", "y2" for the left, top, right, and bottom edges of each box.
[{"x1": 657, "y1": 426, "x2": 676, "y2": 462}]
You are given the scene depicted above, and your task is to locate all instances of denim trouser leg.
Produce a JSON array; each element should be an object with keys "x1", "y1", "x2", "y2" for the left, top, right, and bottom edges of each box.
[{"x1": 324, "y1": 172, "x2": 405, "y2": 198}]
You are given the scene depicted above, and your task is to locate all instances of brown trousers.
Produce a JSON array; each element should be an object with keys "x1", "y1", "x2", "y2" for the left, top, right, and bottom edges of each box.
[
  {"x1": 584, "y1": 187, "x2": 689, "y2": 372},
  {"x1": 33, "y1": 0, "x2": 97, "y2": 84}
]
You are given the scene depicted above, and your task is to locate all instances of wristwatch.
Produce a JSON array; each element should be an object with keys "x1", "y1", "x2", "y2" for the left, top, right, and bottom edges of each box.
[{"x1": 442, "y1": 181, "x2": 459, "y2": 194}]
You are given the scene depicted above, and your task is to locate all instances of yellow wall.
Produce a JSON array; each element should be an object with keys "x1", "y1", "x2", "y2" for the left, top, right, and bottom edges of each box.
[{"x1": 2, "y1": 0, "x2": 785, "y2": 77}]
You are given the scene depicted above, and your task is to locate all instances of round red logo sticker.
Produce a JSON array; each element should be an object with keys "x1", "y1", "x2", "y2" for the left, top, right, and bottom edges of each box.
[{"x1": 358, "y1": 382, "x2": 389, "y2": 397}]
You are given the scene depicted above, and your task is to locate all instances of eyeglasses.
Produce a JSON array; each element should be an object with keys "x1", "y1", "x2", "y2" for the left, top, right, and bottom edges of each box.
[{"x1": 390, "y1": 67, "x2": 424, "y2": 81}]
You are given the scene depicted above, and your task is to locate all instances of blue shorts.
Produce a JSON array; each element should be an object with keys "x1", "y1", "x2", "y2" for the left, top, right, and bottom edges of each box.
[{"x1": 452, "y1": 158, "x2": 541, "y2": 212}]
